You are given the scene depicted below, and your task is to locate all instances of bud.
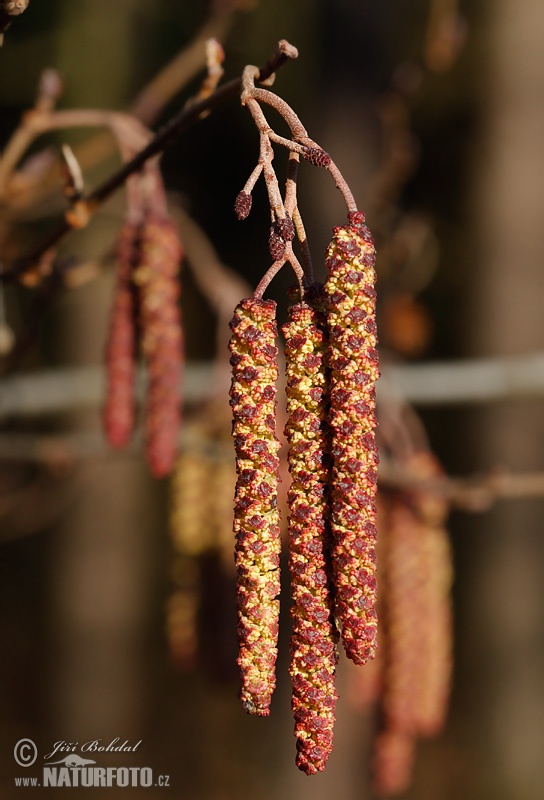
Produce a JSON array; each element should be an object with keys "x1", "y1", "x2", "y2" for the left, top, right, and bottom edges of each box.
[
  {"x1": 269, "y1": 227, "x2": 286, "y2": 261},
  {"x1": 234, "y1": 191, "x2": 252, "y2": 221}
]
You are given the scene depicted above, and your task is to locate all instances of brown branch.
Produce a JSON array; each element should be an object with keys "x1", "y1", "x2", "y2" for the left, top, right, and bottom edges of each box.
[
  {"x1": 4, "y1": 3, "x2": 245, "y2": 213},
  {"x1": 1, "y1": 40, "x2": 298, "y2": 284},
  {"x1": 242, "y1": 69, "x2": 358, "y2": 213}
]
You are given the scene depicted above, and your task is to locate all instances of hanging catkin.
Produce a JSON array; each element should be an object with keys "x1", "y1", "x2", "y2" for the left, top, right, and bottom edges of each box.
[
  {"x1": 410, "y1": 452, "x2": 453, "y2": 737},
  {"x1": 381, "y1": 496, "x2": 428, "y2": 736},
  {"x1": 283, "y1": 293, "x2": 338, "y2": 775},
  {"x1": 103, "y1": 221, "x2": 139, "y2": 449},
  {"x1": 135, "y1": 213, "x2": 184, "y2": 477},
  {"x1": 324, "y1": 211, "x2": 380, "y2": 665},
  {"x1": 372, "y1": 729, "x2": 415, "y2": 797},
  {"x1": 229, "y1": 298, "x2": 281, "y2": 716}
]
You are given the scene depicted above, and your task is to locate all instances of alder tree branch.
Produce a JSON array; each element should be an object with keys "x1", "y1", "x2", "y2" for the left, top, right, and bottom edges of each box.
[
  {"x1": 3, "y1": 1, "x2": 250, "y2": 215},
  {"x1": 0, "y1": 39, "x2": 299, "y2": 283},
  {"x1": 235, "y1": 58, "x2": 361, "y2": 298}
]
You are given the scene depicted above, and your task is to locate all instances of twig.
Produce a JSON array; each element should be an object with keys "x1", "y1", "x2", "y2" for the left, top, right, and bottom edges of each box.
[
  {"x1": 4, "y1": 2, "x2": 245, "y2": 213},
  {"x1": 253, "y1": 243, "x2": 305, "y2": 300},
  {"x1": 1, "y1": 40, "x2": 299, "y2": 284},
  {"x1": 0, "y1": 68, "x2": 63, "y2": 197},
  {"x1": 130, "y1": 0, "x2": 244, "y2": 126},
  {"x1": 242, "y1": 69, "x2": 358, "y2": 212}
]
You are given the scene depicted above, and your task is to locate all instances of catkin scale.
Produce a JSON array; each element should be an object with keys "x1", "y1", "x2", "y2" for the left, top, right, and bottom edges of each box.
[
  {"x1": 229, "y1": 298, "x2": 281, "y2": 716},
  {"x1": 324, "y1": 211, "x2": 380, "y2": 666},
  {"x1": 283, "y1": 296, "x2": 338, "y2": 775}
]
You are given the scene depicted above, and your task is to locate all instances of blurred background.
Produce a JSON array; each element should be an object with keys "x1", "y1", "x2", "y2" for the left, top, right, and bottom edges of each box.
[{"x1": 1, "y1": 1, "x2": 543, "y2": 798}]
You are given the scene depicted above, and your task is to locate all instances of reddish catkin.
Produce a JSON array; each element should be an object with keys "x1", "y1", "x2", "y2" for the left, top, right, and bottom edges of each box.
[
  {"x1": 103, "y1": 221, "x2": 139, "y2": 449},
  {"x1": 381, "y1": 497, "x2": 429, "y2": 736},
  {"x1": 234, "y1": 191, "x2": 252, "y2": 221},
  {"x1": 346, "y1": 493, "x2": 389, "y2": 712},
  {"x1": 373, "y1": 729, "x2": 415, "y2": 797},
  {"x1": 283, "y1": 296, "x2": 339, "y2": 775},
  {"x1": 323, "y1": 211, "x2": 380, "y2": 665},
  {"x1": 410, "y1": 452, "x2": 453, "y2": 737},
  {"x1": 229, "y1": 298, "x2": 281, "y2": 716},
  {"x1": 134, "y1": 214, "x2": 184, "y2": 478}
]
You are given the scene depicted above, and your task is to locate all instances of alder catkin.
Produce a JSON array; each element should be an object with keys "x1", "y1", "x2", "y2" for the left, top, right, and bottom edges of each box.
[
  {"x1": 410, "y1": 452, "x2": 453, "y2": 737},
  {"x1": 229, "y1": 298, "x2": 281, "y2": 716},
  {"x1": 381, "y1": 497, "x2": 428, "y2": 735},
  {"x1": 234, "y1": 191, "x2": 252, "y2": 220},
  {"x1": 283, "y1": 295, "x2": 338, "y2": 775},
  {"x1": 170, "y1": 444, "x2": 216, "y2": 556},
  {"x1": 269, "y1": 226, "x2": 287, "y2": 261},
  {"x1": 302, "y1": 147, "x2": 332, "y2": 168},
  {"x1": 372, "y1": 730, "x2": 415, "y2": 797},
  {"x1": 103, "y1": 221, "x2": 139, "y2": 449},
  {"x1": 323, "y1": 211, "x2": 380, "y2": 666},
  {"x1": 166, "y1": 557, "x2": 200, "y2": 671},
  {"x1": 135, "y1": 213, "x2": 184, "y2": 477}
]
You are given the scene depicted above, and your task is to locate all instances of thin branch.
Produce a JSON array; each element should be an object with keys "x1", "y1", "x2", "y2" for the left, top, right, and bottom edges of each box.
[
  {"x1": 4, "y1": 3, "x2": 245, "y2": 213},
  {"x1": 243, "y1": 72, "x2": 358, "y2": 213},
  {"x1": 1, "y1": 40, "x2": 298, "y2": 284},
  {"x1": 130, "y1": 3, "x2": 239, "y2": 126},
  {"x1": 0, "y1": 68, "x2": 63, "y2": 196}
]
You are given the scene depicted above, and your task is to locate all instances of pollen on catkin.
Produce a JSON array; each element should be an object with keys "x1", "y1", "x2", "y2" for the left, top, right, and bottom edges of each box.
[
  {"x1": 229, "y1": 298, "x2": 281, "y2": 716},
  {"x1": 283, "y1": 294, "x2": 339, "y2": 775},
  {"x1": 323, "y1": 210, "x2": 380, "y2": 666},
  {"x1": 134, "y1": 213, "x2": 184, "y2": 478},
  {"x1": 103, "y1": 221, "x2": 139, "y2": 449}
]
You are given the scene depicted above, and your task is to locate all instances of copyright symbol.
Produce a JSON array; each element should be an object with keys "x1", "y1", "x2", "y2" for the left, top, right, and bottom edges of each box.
[{"x1": 14, "y1": 739, "x2": 37, "y2": 767}]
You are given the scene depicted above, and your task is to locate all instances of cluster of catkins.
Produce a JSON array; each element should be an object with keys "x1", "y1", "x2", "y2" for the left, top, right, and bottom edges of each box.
[
  {"x1": 103, "y1": 212, "x2": 184, "y2": 477},
  {"x1": 228, "y1": 211, "x2": 380, "y2": 774}
]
